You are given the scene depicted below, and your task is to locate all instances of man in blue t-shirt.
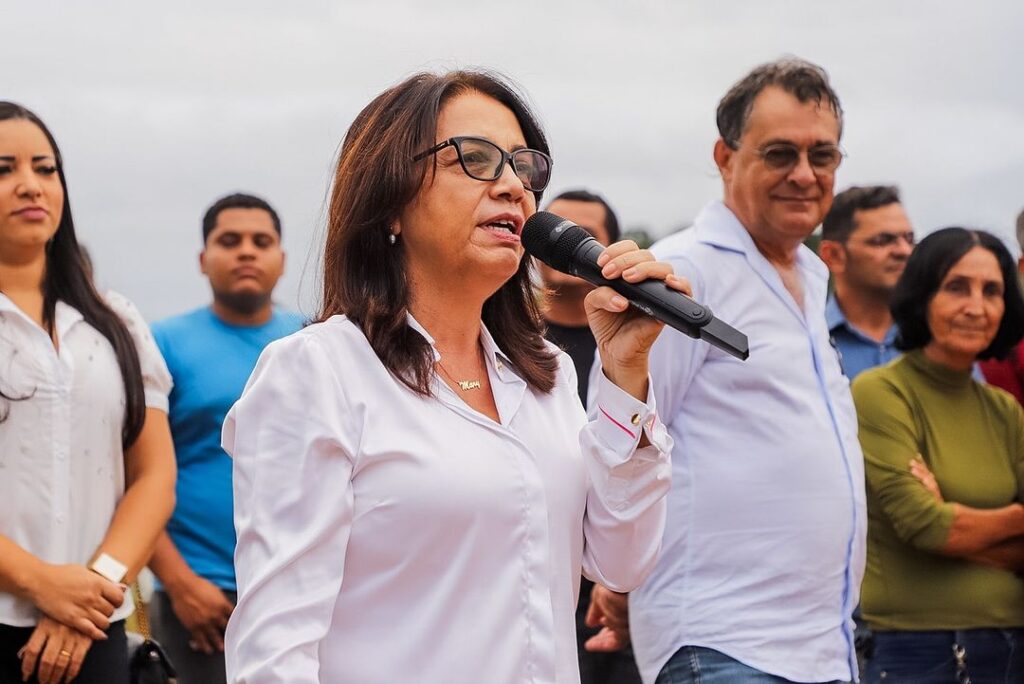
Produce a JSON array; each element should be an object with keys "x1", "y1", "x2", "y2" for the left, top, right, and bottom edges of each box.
[{"x1": 149, "y1": 193, "x2": 303, "y2": 684}]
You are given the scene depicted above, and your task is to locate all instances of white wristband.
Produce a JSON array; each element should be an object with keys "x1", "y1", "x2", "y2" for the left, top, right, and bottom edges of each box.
[{"x1": 89, "y1": 553, "x2": 128, "y2": 583}]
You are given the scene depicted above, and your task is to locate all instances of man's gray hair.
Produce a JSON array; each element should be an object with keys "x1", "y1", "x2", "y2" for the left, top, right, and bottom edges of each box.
[{"x1": 717, "y1": 58, "x2": 843, "y2": 148}]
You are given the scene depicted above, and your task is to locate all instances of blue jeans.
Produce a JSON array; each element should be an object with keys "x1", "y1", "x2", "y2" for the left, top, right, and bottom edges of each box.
[
  {"x1": 865, "y1": 629, "x2": 1024, "y2": 683},
  {"x1": 655, "y1": 645, "x2": 852, "y2": 684}
]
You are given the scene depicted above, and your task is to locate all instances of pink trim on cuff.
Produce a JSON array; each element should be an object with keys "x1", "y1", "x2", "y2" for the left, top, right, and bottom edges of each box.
[{"x1": 599, "y1": 406, "x2": 637, "y2": 439}]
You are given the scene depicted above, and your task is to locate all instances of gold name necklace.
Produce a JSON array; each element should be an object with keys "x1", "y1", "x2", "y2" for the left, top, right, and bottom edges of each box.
[{"x1": 436, "y1": 360, "x2": 482, "y2": 391}]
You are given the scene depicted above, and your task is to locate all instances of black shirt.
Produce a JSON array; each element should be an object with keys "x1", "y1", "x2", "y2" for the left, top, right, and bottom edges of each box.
[{"x1": 544, "y1": 321, "x2": 598, "y2": 406}]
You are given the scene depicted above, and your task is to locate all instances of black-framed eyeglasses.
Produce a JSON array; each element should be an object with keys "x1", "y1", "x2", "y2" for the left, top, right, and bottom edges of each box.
[
  {"x1": 412, "y1": 136, "x2": 552, "y2": 192},
  {"x1": 749, "y1": 142, "x2": 845, "y2": 173},
  {"x1": 850, "y1": 231, "x2": 916, "y2": 248}
]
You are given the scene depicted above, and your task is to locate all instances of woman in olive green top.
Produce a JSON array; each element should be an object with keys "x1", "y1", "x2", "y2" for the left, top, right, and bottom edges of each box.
[{"x1": 853, "y1": 227, "x2": 1024, "y2": 683}]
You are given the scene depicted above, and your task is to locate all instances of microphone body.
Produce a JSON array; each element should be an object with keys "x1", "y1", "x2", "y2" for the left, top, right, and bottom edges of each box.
[{"x1": 523, "y1": 212, "x2": 750, "y2": 361}]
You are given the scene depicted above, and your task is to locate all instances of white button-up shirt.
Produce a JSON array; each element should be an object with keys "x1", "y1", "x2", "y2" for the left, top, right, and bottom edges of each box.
[
  {"x1": 222, "y1": 314, "x2": 672, "y2": 684},
  {"x1": 0, "y1": 291, "x2": 171, "y2": 626},
  {"x1": 613, "y1": 201, "x2": 866, "y2": 683}
]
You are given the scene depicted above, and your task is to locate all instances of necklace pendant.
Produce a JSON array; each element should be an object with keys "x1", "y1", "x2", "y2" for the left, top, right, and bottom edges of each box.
[{"x1": 458, "y1": 380, "x2": 482, "y2": 391}]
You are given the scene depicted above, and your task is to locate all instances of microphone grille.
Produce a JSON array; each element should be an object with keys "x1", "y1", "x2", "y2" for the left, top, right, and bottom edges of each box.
[{"x1": 522, "y1": 211, "x2": 590, "y2": 272}]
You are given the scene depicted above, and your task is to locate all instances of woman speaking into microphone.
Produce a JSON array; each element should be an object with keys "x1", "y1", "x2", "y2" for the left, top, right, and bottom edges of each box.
[{"x1": 223, "y1": 69, "x2": 687, "y2": 684}]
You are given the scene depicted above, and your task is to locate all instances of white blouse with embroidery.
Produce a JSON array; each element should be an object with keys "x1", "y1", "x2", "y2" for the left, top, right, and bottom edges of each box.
[
  {"x1": 0, "y1": 291, "x2": 171, "y2": 626},
  {"x1": 222, "y1": 314, "x2": 672, "y2": 684}
]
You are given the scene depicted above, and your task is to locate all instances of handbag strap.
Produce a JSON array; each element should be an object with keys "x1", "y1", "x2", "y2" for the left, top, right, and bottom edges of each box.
[{"x1": 131, "y1": 582, "x2": 152, "y2": 641}]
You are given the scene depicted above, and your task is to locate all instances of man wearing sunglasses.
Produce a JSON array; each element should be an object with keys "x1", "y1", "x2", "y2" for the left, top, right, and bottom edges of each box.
[
  {"x1": 819, "y1": 185, "x2": 914, "y2": 380},
  {"x1": 616, "y1": 59, "x2": 865, "y2": 684}
]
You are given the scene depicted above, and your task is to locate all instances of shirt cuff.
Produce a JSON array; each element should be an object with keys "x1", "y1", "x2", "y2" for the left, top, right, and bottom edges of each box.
[
  {"x1": 592, "y1": 371, "x2": 668, "y2": 465},
  {"x1": 144, "y1": 388, "x2": 169, "y2": 413}
]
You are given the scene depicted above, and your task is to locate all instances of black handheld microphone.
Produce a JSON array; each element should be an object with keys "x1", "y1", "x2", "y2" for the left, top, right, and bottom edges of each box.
[{"x1": 522, "y1": 211, "x2": 750, "y2": 361}]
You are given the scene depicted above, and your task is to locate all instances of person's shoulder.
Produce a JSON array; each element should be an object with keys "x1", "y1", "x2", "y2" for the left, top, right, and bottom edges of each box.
[
  {"x1": 151, "y1": 306, "x2": 211, "y2": 336},
  {"x1": 976, "y1": 376, "x2": 1024, "y2": 419},
  {"x1": 851, "y1": 356, "x2": 907, "y2": 403},
  {"x1": 271, "y1": 307, "x2": 306, "y2": 333},
  {"x1": 253, "y1": 316, "x2": 374, "y2": 393},
  {"x1": 100, "y1": 290, "x2": 157, "y2": 341},
  {"x1": 101, "y1": 289, "x2": 145, "y2": 320},
  {"x1": 264, "y1": 314, "x2": 365, "y2": 358},
  {"x1": 650, "y1": 226, "x2": 699, "y2": 256}
]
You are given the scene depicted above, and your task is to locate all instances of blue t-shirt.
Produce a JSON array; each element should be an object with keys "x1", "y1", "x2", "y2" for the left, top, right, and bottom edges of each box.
[{"x1": 152, "y1": 306, "x2": 304, "y2": 590}]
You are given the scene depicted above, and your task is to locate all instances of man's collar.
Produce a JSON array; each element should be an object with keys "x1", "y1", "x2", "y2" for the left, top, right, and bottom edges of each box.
[
  {"x1": 826, "y1": 293, "x2": 900, "y2": 344},
  {"x1": 692, "y1": 199, "x2": 829, "y2": 285},
  {"x1": 825, "y1": 293, "x2": 847, "y2": 331}
]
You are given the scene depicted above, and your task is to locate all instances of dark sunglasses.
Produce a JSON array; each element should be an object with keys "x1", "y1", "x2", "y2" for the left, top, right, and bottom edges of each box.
[
  {"x1": 412, "y1": 136, "x2": 552, "y2": 192},
  {"x1": 751, "y1": 143, "x2": 845, "y2": 173},
  {"x1": 851, "y1": 231, "x2": 916, "y2": 248}
]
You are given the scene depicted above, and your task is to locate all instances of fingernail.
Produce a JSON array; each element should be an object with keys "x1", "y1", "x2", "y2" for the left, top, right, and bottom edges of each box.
[
  {"x1": 623, "y1": 267, "x2": 637, "y2": 279},
  {"x1": 597, "y1": 252, "x2": 609, "y2": 266},
  {"x1": 612, "y1": 296, "x2": 627, "y2": 308},
  {"x1": 602, "y1": 264, "x2": 617, "y2": 277}
]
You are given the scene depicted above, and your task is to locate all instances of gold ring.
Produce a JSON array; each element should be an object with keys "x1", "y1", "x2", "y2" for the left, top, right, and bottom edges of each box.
[{"x1": 58, "y1": 649, "x2": 71, "y2": 658}]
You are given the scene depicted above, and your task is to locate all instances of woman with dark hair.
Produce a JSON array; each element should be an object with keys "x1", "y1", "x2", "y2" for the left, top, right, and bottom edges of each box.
[
  {"x1": 853, "y1": 227, "x2": 1024, "y2": 682},
  {"x1": 0, "y1": 102, "x2": 176, "y2": 683},
  {"x1": 223, "y1": 70, "x2": 682, "y2": 683}
]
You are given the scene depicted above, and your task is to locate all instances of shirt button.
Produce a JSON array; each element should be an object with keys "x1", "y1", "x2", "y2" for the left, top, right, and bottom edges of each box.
[
  {"x1": 631, "y1": 413, "x2": 641, "y2": 426},
  {"x1": 645, "y1": 417, "x2": 655, "y2": 429},
  {"x1": 57, "y1": 451, "x2": 66, "y2": 461}
]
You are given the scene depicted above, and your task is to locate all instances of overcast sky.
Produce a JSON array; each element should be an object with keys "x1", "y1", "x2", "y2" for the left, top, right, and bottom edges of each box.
[{"x1": 3, "y1": 1, "x2": 1023, "y2": 320}]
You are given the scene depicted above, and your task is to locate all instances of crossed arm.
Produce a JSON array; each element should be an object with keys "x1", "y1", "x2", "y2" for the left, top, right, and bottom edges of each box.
[{"x1": 909, "y1": 457, "x2": 1024, "y2": 570}]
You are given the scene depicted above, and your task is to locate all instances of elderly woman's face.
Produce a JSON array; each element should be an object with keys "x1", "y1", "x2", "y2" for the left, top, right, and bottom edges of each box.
[
  {"x1": 397, "y1": 91, "x2": 536, "y2": 297},
  {"x1": 926, "y1": 246, "x2": 1005, "y2": 362}
]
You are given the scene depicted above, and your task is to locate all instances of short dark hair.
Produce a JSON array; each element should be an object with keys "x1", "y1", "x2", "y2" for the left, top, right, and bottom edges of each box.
[
  {"x1": 717, "y1": 58, "x2": 843, "y2": 149},
  {"x1": 546, "y1": 189, "x2": 621, "y2": 244},
  {"x1": 319, "y1": 69, "x2": 559, "y2": 396},
  {"x1": 822, "y1": 185, "x2": 902, "y2": 242},
  {"x1": 202, "y1": 193, "x2": 281, "y2": 243},
  {"x1": 892, "y1": 227, "x2": 1024, "y2": 359}
]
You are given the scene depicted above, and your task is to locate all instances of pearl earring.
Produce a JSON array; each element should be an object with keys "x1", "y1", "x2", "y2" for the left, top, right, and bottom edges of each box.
[{"x1": 389, "y1": 232, "x2": 397, "y2": 245}]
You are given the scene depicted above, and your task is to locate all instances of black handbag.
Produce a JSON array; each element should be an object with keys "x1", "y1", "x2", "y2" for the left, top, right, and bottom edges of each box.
[{"x1": 127, "y1": 584, "x2": 177, "y2": 684}]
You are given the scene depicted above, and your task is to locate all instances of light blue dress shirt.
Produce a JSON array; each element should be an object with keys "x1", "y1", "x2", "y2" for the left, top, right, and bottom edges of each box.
[
  {"x1": 825, "y1": 295, "x2": 900, "y2": 381},
  {"x1": 614, "y1": 201, "x2": 867, "y2": 683}
]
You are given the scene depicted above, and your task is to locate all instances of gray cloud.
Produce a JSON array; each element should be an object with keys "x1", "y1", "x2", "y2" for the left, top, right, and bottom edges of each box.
[{"x1": 2, "y1": 1, "x2": 1022, "y2": 318}]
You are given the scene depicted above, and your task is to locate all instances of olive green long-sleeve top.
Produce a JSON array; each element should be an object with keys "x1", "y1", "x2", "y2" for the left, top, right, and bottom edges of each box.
[{"x1": 852, "y1": 350, "x2": 1024, "y2": 630}]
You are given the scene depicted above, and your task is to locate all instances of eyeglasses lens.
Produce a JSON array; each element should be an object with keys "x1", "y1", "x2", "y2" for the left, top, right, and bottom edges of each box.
[
  {"x1": 456, "y1": 138, "x2": 550, "y2": 191},
  {"x1": 458, "y1": 138, "x2": 503, "y2": 181},
  {"x1": 761, "y1": 144, "x2": 842, "y2": 172},
  {"x1": 512, "y1": 150, "x2": 550, "y2": 191}
]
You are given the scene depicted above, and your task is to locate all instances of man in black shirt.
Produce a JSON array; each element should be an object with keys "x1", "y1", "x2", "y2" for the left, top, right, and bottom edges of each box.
[{"x1": 540, "y1": 189, "x2": 640, "y2": 684}]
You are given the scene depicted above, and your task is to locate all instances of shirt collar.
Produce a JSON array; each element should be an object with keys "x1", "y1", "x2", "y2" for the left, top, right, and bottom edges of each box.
[
  {"x1": 825, "y1": 294, "x2": 847, "y2": 332},
  {"x1": 693, "y1": 200, "x2": 830, "y2": 287},
  {"x1": 54, "y1": 300, "x2": 84, "y2": 338},
  {"x1": 0, "y1": 293, "x2": 83, "y2": 338},
  {"x1": 825, "y1": 293, "x2": 900, "y2": 345},
  {"x1": 404, "y1": 311, "x2": 514, "y2": 372}
]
